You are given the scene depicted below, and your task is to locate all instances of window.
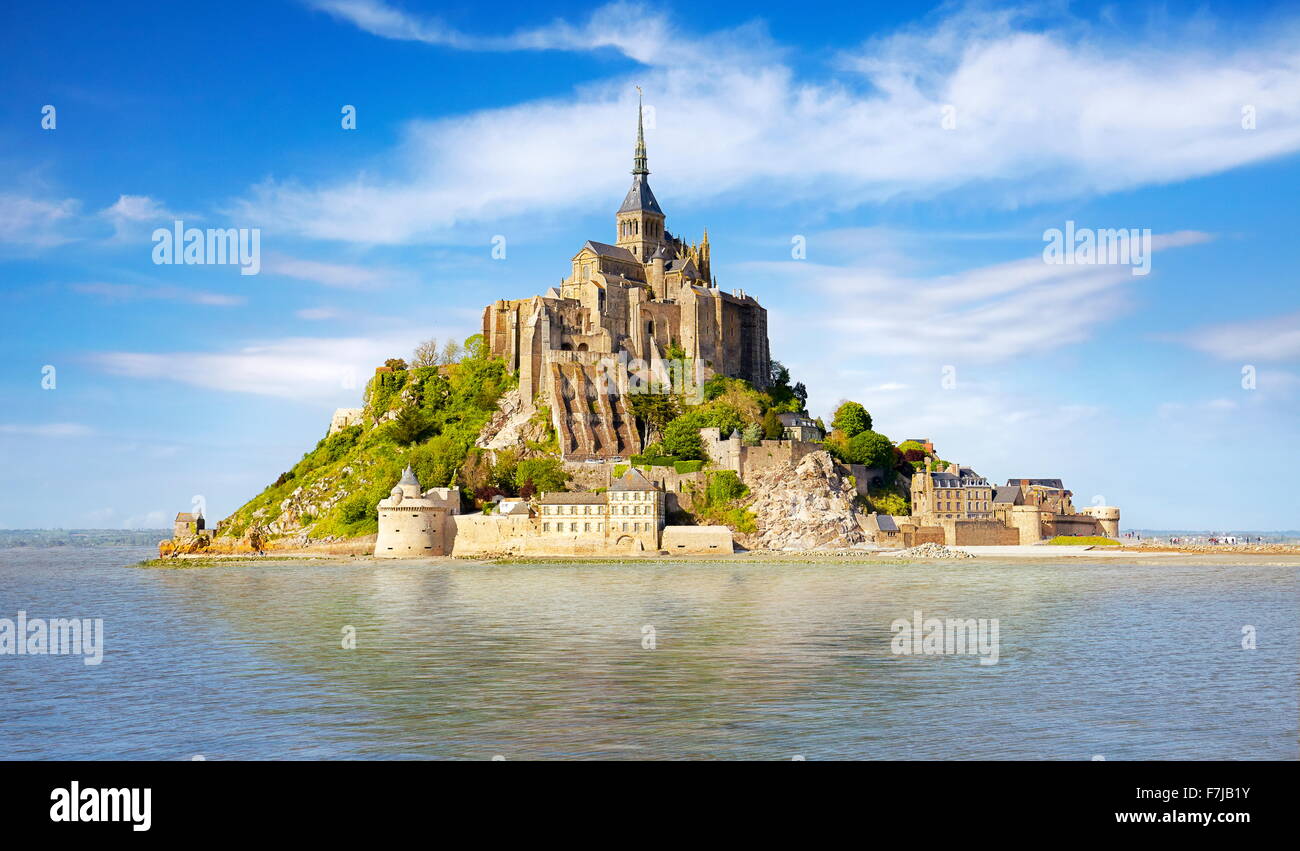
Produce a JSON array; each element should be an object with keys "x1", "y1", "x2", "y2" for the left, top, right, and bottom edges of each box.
[{"x1": 543, "y1": 523, "x2": 550, "y2": 532}]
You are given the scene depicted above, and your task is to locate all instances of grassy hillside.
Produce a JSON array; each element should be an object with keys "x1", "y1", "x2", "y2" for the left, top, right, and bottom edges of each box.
[{"x1": 221, "y1": 335, "x2": 518, "y2": 542}]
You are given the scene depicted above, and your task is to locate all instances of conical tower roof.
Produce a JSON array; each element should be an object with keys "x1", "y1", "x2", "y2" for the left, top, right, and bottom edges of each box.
[{"x1": 618, "y1": 91, "x2": 664, "y2": 216}]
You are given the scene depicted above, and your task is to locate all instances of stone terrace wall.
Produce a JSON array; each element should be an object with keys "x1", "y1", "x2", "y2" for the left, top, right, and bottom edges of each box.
[{"x1": 951, "y1": 520, "x2": 1021, "y2": 546}]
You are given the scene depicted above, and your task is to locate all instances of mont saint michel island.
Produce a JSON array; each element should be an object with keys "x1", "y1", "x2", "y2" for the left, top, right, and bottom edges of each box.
[{"x1": 160, "y1": 101, "x2": 1128, "y2": 563}]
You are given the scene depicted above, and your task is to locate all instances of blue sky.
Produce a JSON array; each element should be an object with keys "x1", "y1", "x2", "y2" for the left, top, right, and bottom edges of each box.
[{"x1": 2, "y1": 0, "x2": 1298, "y2": 530}]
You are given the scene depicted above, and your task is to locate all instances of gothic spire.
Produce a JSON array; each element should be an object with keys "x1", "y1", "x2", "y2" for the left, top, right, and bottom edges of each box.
[{"x1": 633, "y1": 87, "x2": 649, "y2": 176}]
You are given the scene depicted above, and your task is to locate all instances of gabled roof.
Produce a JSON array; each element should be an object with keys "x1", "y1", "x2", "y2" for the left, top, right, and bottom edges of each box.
[
  {"x1": 777, "y1": 412, "x2": 815, "y2": 427},
  {"x1": 992, "y1": 486, "x2": 1021, "y2": 505},
  {"x1": 610, "y1": 467, "x2": 658, "y2": 492},
  {"x1": 579, "y1": 240, "x2": 638, "y2": 263},
  {"x1": 175, "y1": 512, "x2": 197, "y2": 522}
]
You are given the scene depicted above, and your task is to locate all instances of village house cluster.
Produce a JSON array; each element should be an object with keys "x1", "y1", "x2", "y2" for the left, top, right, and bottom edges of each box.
[{"x1": 374, "y1": 464, "x2": 732, "y2": 558}]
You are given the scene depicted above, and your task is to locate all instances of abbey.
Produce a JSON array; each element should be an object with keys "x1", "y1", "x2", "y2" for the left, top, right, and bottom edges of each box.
[{"x1": 483, "y1": 98, "x2": 770, "y2": 460}]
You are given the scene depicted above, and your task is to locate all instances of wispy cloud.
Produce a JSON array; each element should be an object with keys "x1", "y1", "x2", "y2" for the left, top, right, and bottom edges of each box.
[
  {"x1": 265, "y1": 256, "x2": 396, "y2": 289},
  {"x1": 241, "y1": 3, "x2": 1300, "y2": 244},
  {"x1": 753, "y1": 231, "x2": 1211, "y2": 365},
  {"x1": 89, "y1": 333, "x2": 437, "y2": 401},
  {"x1": 0, "y1": 193, "x2": 80, "y2": 247},
  {"x1": 1174, "y1": 311, "x2": 1300, "y2": 361},
  {"x1": 99, "y1": 194, "x2": 173, "y2": 240}
]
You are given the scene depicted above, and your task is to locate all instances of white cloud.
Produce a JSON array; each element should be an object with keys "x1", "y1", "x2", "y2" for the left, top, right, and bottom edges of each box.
[
  {"x1": 1177, "y1": 311, "x2": 1300, "y2": 361},
  {"x1": 756, "y1": 231, "x2": 1208, "y2": 367},
  {"x1": 72, "y1": 282, "x2": 245, "y2": 307},
  {"x1": 0, "y1": 193, "x2": 80, "y2": 247},
  {"x1": 304, "y1": 0, "x2": 762, "y2": 67},
  {"x1": 100, "y1": 194, "x2": 173, "y2": 240},
  {"x1": 122, "y1": 509, "x2": 169, "y2": 529},
  {"x1": 89, "y1": 333, "x2": 440, "y2": 401},
  {"x1": 238, "y1": 3, "x2": 1300, "y2": 244}
]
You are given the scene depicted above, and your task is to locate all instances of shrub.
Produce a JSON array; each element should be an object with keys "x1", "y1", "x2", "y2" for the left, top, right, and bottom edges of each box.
[{"x1": 674, "y1": 459, "x2": 705, "y2": 474}]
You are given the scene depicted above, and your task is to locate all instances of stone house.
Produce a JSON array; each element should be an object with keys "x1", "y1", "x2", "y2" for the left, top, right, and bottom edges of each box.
[
  {"x1": 777, "y1": 412, "x2": 823, "y2": 442},
  {"x1": 173, "y1": 512, "x2": 205, "y2": 538}
]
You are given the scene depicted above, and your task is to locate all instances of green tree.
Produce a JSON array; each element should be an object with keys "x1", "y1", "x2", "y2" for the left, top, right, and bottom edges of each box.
[
  {"x1": 761, "y1": 408, "x2": 783, "y2": 440},
  {"x1": 845, "y1": 430, "x2": 894, "y2": 468},
  {"x1": 661, "y1": 418, "x2": 706, "y2": 460},
  {"x1": 515, "y1": 458, "x2": 568, "y2": 494},
  {"x1": 832, "y1": 401, "x2": 872, "y2": 438},
  {"x1": 741, "y1": 423, "x2": 762, "y2": 444},
  {"x1": 628, "y1": 392, "x2": 679, "y2": 440},
  {"x1": 390, "y1": 405, "x2": 433, "y2": 445}
]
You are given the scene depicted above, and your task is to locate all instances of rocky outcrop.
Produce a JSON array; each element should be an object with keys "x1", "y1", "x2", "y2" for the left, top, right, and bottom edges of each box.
[
  {"x1": 475, "y1": 388, "x2": 551, "y2": 457},
  {"x1": 736, "y1": 451, "x2": 868, "y2": 551}
]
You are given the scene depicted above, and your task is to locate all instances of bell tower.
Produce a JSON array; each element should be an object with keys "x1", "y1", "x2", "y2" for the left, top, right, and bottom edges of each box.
[{"x1": 615, "y1": 90, "x2": 665, "y2": 262}]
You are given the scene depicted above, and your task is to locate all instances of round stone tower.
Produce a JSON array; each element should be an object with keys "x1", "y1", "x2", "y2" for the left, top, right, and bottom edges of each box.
[{"x1": 1080, "y1": 505, "x2": 1121, "y2": 538}]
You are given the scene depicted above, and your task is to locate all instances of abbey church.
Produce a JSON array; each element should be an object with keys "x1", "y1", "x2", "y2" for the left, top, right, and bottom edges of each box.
[{"x1": 483, "y1": 98, "x2": 770, "y2": 460}]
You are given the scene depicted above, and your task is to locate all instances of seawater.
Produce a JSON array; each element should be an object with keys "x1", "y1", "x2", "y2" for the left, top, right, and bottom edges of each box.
[{"x1": 1, "y1": 546, "x2": 1295, "y2": 760}]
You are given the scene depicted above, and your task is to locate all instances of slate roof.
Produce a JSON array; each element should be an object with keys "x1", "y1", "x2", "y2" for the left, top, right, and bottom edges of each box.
[
  {"x1": 398, "y1": 465, "x2": 419, "y2": 487},
  {"x1": 617, "y1": 175, "x2": 664, "y2": 215},
  {"x1": 992, "y1": 486, "x2": 1021, "y2": 504},
  {"x1": 1008, "y1": 478, "x2": 1065, "y2": 490},
  {"x1": 610, "y1": 467, "x2": 658, "y2": 492},
  {"x1": 581, "y1": 241, "x2": 638, "y2": 263},
  {"x1": 866, "y1": 514, "x2": 899, "y2": 532}
]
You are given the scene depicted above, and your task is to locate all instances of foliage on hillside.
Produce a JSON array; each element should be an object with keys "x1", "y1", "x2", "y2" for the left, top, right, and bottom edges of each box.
[
  {"x1": 686, "y1": 471, "x2": 757, "y2": 534},
  {"x1": 221, "y1": 334, "x2": 519, "y2": 541},
  {"x1": 631, "y1": 360, "x2": 810, "y2": 465}
]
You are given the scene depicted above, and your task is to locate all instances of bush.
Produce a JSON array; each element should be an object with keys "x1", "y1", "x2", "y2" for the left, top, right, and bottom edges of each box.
[
  {"x1": 673, "y1": 459, "x2": 705, "y2": 474},
  {"x1": 690, "y1": 471, "x2": 755, "y2": 533}
]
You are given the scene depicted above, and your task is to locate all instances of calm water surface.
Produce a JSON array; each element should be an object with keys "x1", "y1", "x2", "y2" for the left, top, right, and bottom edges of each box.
[{"x1": 1, "y1": 546, "x2": 1296, "y2": 760}]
